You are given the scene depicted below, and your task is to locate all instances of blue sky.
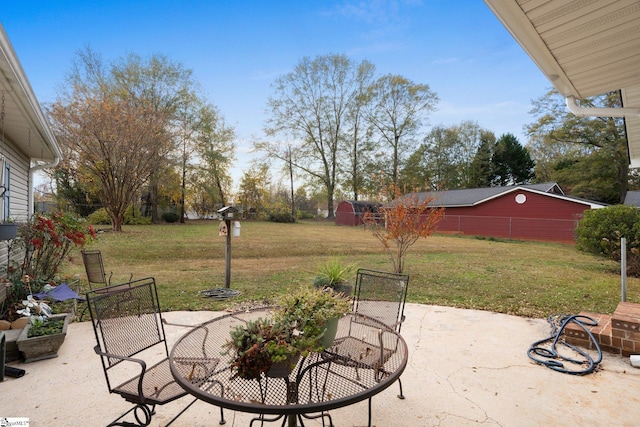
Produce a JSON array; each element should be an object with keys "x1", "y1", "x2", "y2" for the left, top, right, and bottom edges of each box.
[{"x1": 2, "y1": 1, "x2": 552, "y2": 185}]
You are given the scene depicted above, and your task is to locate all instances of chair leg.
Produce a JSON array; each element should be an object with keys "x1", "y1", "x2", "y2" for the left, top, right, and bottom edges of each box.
[
  {"x1": 249, "y1": 414, "x2": 285, "y2": 426},
  {"x1": 367, "y1": 397, "x2": 372, "y2": 427},
  {"x1": 397, "y1": 377, "x2": 405, "y2": 399},
  {"x1": 165, "y1": 398, "x2": 197, "y2": 427},
  {"x1": 301, "y1": 412, "x2": 333, "y2": 427},
  {"x1": 107, "y1": 403, "x2": 154, "y2": 427}
]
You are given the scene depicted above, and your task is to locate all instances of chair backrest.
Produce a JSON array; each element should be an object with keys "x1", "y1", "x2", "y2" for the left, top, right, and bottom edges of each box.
[
  {"x1": 352, "y1": 269, "x2": 409, "y2": 333},
  {"x1": 87, "y1": 277, "x2": 168, "y2": 382},
  {"x1": 81, "y1": 249, "x2": 109, "y2": 288}
]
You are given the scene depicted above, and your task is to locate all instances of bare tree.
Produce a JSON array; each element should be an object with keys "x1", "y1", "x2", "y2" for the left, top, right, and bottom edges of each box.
[
  {"x1": 261, "y1": 54, "x2": 370, "y2": 218},
  {"x1": 368, "y1": 74, "x2": 438, "y2": 187}
]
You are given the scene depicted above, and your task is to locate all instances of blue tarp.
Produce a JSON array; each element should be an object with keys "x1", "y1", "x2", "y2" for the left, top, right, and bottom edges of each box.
[{"x1": 34, "y1": 283, "x2": 84, "y2": 302}]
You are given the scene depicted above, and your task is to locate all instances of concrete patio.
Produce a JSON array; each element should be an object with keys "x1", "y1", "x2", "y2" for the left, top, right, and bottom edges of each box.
[{"x1": 2, "y1": 303, "x2": 640, "y2": 426}]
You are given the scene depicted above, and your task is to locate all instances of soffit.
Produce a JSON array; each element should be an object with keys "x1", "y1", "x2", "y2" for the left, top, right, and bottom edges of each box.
[
  {"x1": 0, "y1": 25, "x2": 59, "y2": 163},
  {"x1": 485, "y1": 0, "x2": 640, "y2": 167}
]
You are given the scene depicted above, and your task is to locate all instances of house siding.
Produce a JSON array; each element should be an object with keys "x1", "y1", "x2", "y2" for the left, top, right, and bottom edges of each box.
[{"x1": 0, "y1": 139, "x2": 31, "y2": 263}]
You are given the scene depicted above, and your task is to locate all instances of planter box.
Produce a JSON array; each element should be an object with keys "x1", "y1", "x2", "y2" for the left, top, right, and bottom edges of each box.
[{"x1": 16, "y1": 313, "x2": 70, "y2": 363}]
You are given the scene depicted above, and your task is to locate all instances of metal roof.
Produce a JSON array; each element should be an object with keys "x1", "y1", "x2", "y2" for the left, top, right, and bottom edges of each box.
[
  {"x1": 623, "y1": 190, "x2": 640, "y2": 206},
  {"x1": 485, "y1": 0, "x2": 640, "y2": 167},
  {"x1": 0, "y1": 24, "x2": 60, "y2": 163},
  {"x1": 342, "y1": 200, "x2": 382, "y2": 215}
]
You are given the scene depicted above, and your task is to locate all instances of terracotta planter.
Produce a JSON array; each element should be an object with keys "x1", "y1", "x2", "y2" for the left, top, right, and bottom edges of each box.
[
  {"x1": 0, "y1": 223, "x2": 18, "y2": 240},
  {"x1": 16, "y1": 313, "x2": 70, "y2": 363}
]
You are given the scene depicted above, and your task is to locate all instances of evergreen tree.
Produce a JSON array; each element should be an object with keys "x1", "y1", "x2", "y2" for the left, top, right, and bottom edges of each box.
[
  {"x1": 490, "y1": 133, "x2": 535, "y2": 186},
  {"x1": 468, "y1": 131, "x2": 496, "y2": 188}
]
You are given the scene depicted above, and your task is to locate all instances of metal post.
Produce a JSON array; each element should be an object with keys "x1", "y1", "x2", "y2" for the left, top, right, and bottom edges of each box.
[
  {"x1": 621, "y1": 237, "x2": 627, "y2": 302},
  {"x1": 225, "y1": 219, "x2": 232, "y2": 289}
]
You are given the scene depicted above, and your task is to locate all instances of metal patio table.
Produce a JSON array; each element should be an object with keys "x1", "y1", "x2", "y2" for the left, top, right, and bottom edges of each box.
[{"x1": 169, "y1": 306, "x2": 408, "y2": 426}]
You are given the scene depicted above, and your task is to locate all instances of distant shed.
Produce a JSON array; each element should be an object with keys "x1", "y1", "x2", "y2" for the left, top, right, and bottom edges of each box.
[{"x1": 335, "y1": 200, "x2": 382, "y2": 226}]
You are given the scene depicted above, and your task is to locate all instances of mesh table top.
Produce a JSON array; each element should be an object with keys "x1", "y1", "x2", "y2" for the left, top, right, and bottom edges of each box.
[{"x1": 169, "y1": 306, "x2": 407, "y2": 416}]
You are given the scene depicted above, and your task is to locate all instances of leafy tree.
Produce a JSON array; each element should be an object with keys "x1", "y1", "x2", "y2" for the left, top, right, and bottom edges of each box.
[
  {"x1": 190, "y1": 103, "x2": 235, "y2": 217},
  {"x1": 401, "y1": 121, "x2": 488, "y2": 190},
  {"x1": 51, "y1": 166, "x2": 102, "y2": 216},
  {"x1": 48, "y1": 48, "x2": 196, "y2": 231},
  {"x1": 490, "y1": 133, "x2": 535, "y2": 186},
  {"x1": 111, "y1": 52, "x2": 198, "y2": 223},
  {"x1": 363, "y1": 184, "x2": 444, "y2": 274},
  {"x1": 549, "y1": 150, "x2": 621, "y2": 203},
  {"x1": 367, "y1": 74, "x2": 438, "y2": 187},
  {"x1": 238, "y1": 164, "x2": 271, "y2": 220},
  {"x1": 527, "y1": 89, "x2": 627, "y2": 202}
]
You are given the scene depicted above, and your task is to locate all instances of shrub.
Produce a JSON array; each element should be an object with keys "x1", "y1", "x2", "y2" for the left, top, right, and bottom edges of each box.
[
  {"x1": 88, "y1": 207, "x2": 152, "y2": 225},
  {"x1": 88, "y1": 208, "x2": 111, "y2": 225},
  {"x1": 575, "y1": 205, "x2": 640, "y2": 276},
  {"x1": 269, "y1": 212, "x2": 295, "y2": 223},
  {"x1": 2, "y1": 212, "x2": 96, "y2": 311},
  {"x1": 162, "y1": 212, "x2": 180, "y2": 223},
  {"x1": 126, "y1": 215, "x2": 152, "y2": 225}
]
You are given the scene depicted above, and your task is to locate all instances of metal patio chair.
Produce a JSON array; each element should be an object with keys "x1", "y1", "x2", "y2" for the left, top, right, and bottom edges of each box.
[
  {"x1": 86, "y1": 277, "x2": 206, "y2": 427},
  {"x1": 81, "y1": 249, "x2": 114, "y2": 288},
  {"x1": 324, "y1": 268, "x2": 409, "y2": 426},
  {"x1": 80, "y1": 249, "x2": 132, "y2": 320}
]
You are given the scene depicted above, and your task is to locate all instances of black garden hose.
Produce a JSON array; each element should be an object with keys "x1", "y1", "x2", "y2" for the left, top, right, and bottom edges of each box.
[{"x1": 527, "y1": 314, "x2": 602, "y2": 375}]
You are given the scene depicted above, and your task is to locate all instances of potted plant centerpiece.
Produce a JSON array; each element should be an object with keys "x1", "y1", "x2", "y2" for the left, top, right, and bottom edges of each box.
[
  {"x1": 274, "y1": 286, "x2": 351, "y2": 352},
  {"x1": 224, "y1": 317, "x2": 301, "y2": 380},
  {"x1": 223, "y1": 287, "x2": 350, "y2": 381}
]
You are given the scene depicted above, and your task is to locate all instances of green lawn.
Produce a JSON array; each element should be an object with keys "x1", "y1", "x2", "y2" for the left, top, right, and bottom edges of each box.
[{"x1": 62, "y1": 220, "x2": 638, "y2": 318}]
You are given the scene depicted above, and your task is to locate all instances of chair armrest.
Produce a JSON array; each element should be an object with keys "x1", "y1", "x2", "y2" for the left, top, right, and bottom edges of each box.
[{"x1": 93, "y1": 345, "x2": 148, "y2": 402}]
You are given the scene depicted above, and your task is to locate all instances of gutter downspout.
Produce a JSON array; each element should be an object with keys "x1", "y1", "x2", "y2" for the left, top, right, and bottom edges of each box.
[{"x1": 565, "y1": 96, "x2": 640, "y2": 118}]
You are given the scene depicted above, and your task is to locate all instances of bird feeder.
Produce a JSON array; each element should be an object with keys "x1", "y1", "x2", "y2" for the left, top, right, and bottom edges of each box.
[{"x1": 217, "y1": 206, "x2": 239, "y2": 288}]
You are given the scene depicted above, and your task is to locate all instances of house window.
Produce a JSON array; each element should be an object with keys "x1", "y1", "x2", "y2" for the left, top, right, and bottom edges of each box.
[{"x1": 515, "y1": 193, "x2": 526, "y2": 204}]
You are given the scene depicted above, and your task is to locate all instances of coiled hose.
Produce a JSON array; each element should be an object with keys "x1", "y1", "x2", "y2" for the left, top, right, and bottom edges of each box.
[{"x1": 527, "y1": 314, "x2": 603, "y2": 375}]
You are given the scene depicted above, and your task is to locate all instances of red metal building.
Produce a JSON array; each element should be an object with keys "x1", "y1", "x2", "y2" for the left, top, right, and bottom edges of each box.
[{"x1": 400, "y1": 183, "x2": 607, "y2": 243}]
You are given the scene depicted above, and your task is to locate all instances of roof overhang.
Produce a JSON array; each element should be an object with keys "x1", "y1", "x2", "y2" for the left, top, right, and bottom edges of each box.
[
  {"x1": 484, "y1": 0, "x2": 640, "y2": 167},
  {"x1": 0, "y1": 24, "x2": 60, "y2": 164}
]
